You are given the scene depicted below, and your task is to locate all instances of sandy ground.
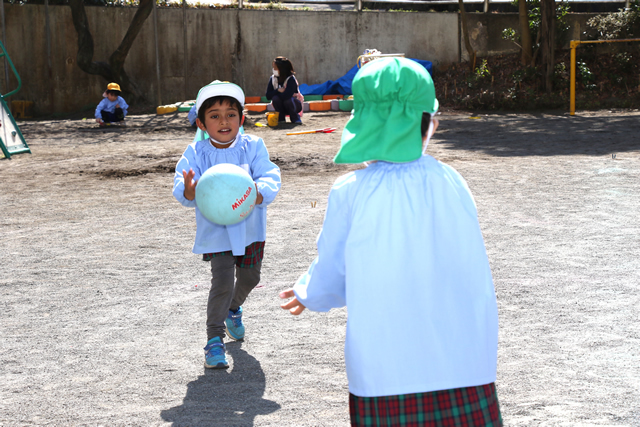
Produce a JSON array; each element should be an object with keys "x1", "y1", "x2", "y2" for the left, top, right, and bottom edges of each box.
[{"x1": 1, "y1": 108, "x2": 640, "y2": 426}]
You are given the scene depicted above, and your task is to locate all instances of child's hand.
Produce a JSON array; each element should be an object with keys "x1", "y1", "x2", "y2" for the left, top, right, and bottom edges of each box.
[
  {"x1": 116, "y1": 103, "x2": 120, "y2": 108},
  {"x1": 277, "y1": 87, "x2": 285, "y2": 93},
  {"x1": 279, "y1": 289, "x2": 306, "y2": 315},
  {"x1": 96, "y1": 118, "x2": 103, "y2": 124},
  {"x1": 183, "y1": 168, "x2": 198, "y2": 200},
  {"x1": 254, "y1": 183, "x2": 263, "y2": 205}
]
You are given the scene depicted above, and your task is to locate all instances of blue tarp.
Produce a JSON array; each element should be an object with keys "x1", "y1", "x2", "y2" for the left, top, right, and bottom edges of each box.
[{"x1": 299, "y1": 59, "x2": 433, "y2": 96}]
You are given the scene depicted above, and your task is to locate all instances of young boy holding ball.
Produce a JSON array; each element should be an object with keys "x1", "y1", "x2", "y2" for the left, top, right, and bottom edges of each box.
[
  {"x1": 173, "y1": 81, "x2": 281, "y2": 369},
  {"x1": 280, "y1": 58, "x2": 502, "y2": 425}
]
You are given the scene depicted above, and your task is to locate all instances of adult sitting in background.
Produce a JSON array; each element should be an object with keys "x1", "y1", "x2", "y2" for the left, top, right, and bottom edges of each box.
[{"x1": 266, "y1": 56, "x2": 303, "y2": 124}]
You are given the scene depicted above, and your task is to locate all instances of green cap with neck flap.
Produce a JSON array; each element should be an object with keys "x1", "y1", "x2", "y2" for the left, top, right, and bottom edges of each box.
[{"x1": 334, "y1": 57, "x2": 439, "y2": 164}]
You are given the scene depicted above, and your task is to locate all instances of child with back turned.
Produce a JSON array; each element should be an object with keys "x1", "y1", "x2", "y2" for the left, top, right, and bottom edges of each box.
[
  {"x1": 173, "y1": 81, "x2": 281, "y2": 369},
  {"x1": 280, "y1": 58, "x2": 502, "y2": 426}
]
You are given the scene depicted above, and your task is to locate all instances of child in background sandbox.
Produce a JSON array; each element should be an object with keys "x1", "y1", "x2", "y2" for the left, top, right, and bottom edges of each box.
[
  {"x1": 266, "y1": 56, "x2": 303, "y2": 124},
  {"x1": 95, "y1": 83, "x2": 128, "y2": 127},
  {"x1": 279, "y1": 58, "x2": 502, "y2": 426}
]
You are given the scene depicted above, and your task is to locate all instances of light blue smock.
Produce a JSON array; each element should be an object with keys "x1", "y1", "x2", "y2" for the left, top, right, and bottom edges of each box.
[
  {"x1": 188, "y1": 105, "x2": 198, "y2": 126},
  {"x1": 293, "y1": 154, "x2": 499, "y2": 397},
  {"x1": 94, "y1": 96, "x2": 129, "y2": 119},
  {"x1": 173, "y1": 133, "x2": 281, "y2": 255}
]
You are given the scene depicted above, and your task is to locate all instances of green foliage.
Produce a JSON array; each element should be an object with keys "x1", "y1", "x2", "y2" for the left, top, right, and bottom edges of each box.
[
  {"x1": 587, "y1": 2, "x2": 640, "y2": 39},
  {"x1": 467, "y1": 59, "x2": 491, "y2": 89},
  {"x1": 264, "y1": 1, "x2": 288, "y2": 9},
  {"x1": 502, "y1": 28, "x2": 519, "y2": 46},
  {"x1": 511, "y1": 66, "x2": 538, "y2": 84},
  {"x1": 475, "y1": 59, "x2": 491, "y2": 79},
  {"x1": 614, "y1": 52, "x2": 634, "y2": 72},
  {"x1": 577, "y1": 61, "x2": 597, "y2": 90},
  {"x1": 553, "y1": 61, "x2": 568, "y2": 86},
  {"x1": 502, "y1": 0, "x2": 571, "y2": 48}
]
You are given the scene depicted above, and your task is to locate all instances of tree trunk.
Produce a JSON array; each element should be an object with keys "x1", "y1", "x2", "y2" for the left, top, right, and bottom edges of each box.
[
  {"x1": 69, "y1": 0, "x2": 153, "y2": 103},
  {"x1": 518, "y1": 0, "x2": 533, "y2": 66},
  {"x1": 458, "y1": 0, "x2": 476, "y2": 72},
  {"x1": 539, "y1": 0, "x2": 556, "y2": 93}
]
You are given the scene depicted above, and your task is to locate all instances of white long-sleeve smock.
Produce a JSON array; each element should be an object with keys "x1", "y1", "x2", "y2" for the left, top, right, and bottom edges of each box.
[
  {"x1": 293, "y1": 154, "x2": 499, "y2": 398},
  {"x1": 94, "y1": 96, "x2": 129, "y2": 119},
  {"x1": 172, "y1": 133, "x2": 281, "y2": 255}
]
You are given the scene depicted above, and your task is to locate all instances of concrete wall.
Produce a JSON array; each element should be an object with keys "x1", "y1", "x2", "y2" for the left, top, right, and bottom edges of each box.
[
  {"x1": 1, "y1": 4, "x2": 460, "y2": 114},
  {"x1": 0, "y1": 4, "x2": 606, "y2": 115}
]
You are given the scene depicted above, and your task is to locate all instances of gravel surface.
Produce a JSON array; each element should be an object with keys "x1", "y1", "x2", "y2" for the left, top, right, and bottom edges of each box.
[{"x1": 1, "y1": 109, "x2": 639, "y2": 426}]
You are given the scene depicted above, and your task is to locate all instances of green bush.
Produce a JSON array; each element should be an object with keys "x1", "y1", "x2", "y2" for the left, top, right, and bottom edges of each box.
[{"x1": 587, "y1": 2, "x2": 640, "y2": 40}]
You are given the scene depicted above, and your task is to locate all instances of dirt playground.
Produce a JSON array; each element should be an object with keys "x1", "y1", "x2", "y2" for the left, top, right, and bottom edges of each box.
[{"x1": 1, "y1": 108, "x2": 639, "y2": 426}]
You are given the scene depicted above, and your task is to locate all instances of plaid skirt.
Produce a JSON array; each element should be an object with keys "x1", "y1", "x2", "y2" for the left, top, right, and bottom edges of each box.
[{"x1": 349, "y1": 383, "x2": 502, "y2": 427}]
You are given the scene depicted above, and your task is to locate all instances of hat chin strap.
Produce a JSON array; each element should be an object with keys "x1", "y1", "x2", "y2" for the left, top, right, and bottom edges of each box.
[
  {"x1": 422, "y1": 119, "x2": 435, "y2": 155},
  {"x1": 209, "y1": 131, "x2": 239, "y2": 147}
]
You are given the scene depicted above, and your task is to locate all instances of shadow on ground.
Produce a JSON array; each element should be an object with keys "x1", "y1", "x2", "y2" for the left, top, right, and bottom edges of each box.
[
  {"x1": 436, "y1": 113, "x2": 640, "y2": 157},
  {"x1": 161, "y1": 343, "x2": 280, "y2": 426}
]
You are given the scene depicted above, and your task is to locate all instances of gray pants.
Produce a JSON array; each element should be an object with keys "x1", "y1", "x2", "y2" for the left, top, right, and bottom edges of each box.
[{"x1": 207, "y1": 255, "x2": 261, "y2": 340}]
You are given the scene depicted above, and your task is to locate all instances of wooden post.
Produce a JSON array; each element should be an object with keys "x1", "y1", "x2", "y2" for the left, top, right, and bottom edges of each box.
[
  {"x1": 183, "y1": 0, "x2": 188, "y2": 101},
  {"x1": 45, "y1": 0, "x2": 53, "y2": 110},
  {"x1": 0, "y1": 0, "x2": 7, "y2": 93},
  {"x1": 540, "y1": 0, "x2": 556, "y2": 93},
  {"x1": 153, "y1": 0, "x2": 161, "y2": 106},
  {"x1": 458, "y1": 0, "x2": 476, "y2": 71},
  {"x1": 519, "y1": 0, "x2": 532, "y2": 65}
]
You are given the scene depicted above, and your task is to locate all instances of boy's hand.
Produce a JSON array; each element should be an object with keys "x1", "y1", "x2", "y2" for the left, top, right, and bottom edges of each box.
[
  {"x1": 116, "y1": 103, "x2": 120, "y2": 108},
  {"x1": 255, "y1": 183, "x2": 263, "y2": 205},
  {"x1": 183, "y1": 168, "x2": 198, "y2": 200},
  {"x1": 279, "y1": 289, "x2": 306, "y2": 315},
  {"x1": 96, "y1": 118, "x2": 103, "y2": 124}
]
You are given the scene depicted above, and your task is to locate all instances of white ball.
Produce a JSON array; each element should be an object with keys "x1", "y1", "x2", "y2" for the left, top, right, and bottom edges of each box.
[{"x1": 195, "y1": 164, "x2": 257, "y2": 225}]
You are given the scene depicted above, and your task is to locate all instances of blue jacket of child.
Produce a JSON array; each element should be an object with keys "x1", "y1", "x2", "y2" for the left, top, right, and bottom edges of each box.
[
  {"x1": 188, "y1": 105, "x2": 197, "y2": 126},
  {"x1": 94, "y1": 96, "x2": 129, "y2": 119},
  {"x1": 172, "y1": 133, "x2": 281, "y2": 256}
]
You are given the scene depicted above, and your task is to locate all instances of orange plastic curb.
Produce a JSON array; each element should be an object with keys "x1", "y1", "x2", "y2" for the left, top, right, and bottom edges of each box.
[
  {"x1": 245, "y1": 103, "x2": 268, "y2": 112},
  {"x1": 309, "y1": 100, "x2": 331, "y2": 111},
  {"x1": 322, "y1": 94, "x2": 343, "y2": 100},
  {"x1": 245, "y1": 96, "x2": 262, "y2": 104}
]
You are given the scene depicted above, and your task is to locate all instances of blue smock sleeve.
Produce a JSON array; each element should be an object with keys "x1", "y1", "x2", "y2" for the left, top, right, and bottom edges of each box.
[
  {"x1": 172, "y1": 143, "x2": 199, "y2": 208},
  {"x1": 293, "y1": 175, "x2": 352, "y2": 312},
  {"x1": 188, "y1": 105, "x2": 197, "y2": 126},
  {"x1": 118, "y1": 96, "x2": 129, "y2": 116},
  {"x1": 95, "y1": 98, "x2": 107, "y2": 119},
  {"x1": 249, "y1": 138, "x2": 281, "y2": 206}
]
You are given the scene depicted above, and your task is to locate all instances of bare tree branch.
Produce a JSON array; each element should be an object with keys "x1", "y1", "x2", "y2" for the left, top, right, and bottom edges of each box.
[{"x1": 69, "y1": 0, "x2": 151, "y2": 103}]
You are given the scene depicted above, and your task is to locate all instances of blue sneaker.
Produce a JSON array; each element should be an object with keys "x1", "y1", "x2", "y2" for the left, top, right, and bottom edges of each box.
[
  {"x1": 204, "y1": 337, "x2": 228, "y2": 369},
  {"x1": 225, "y1": 306, "x2": 245, "y2": 341}
]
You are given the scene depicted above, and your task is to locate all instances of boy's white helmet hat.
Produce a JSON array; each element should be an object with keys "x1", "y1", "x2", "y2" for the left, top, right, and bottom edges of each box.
[{"x1": 196, "y1": 80, "x2": 245, "y2": 114}]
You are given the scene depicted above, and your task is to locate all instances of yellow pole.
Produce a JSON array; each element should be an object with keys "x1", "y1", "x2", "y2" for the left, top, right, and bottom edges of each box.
[{"x1": 569, "y1": 41, "x2": 578, "y2": 116}]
